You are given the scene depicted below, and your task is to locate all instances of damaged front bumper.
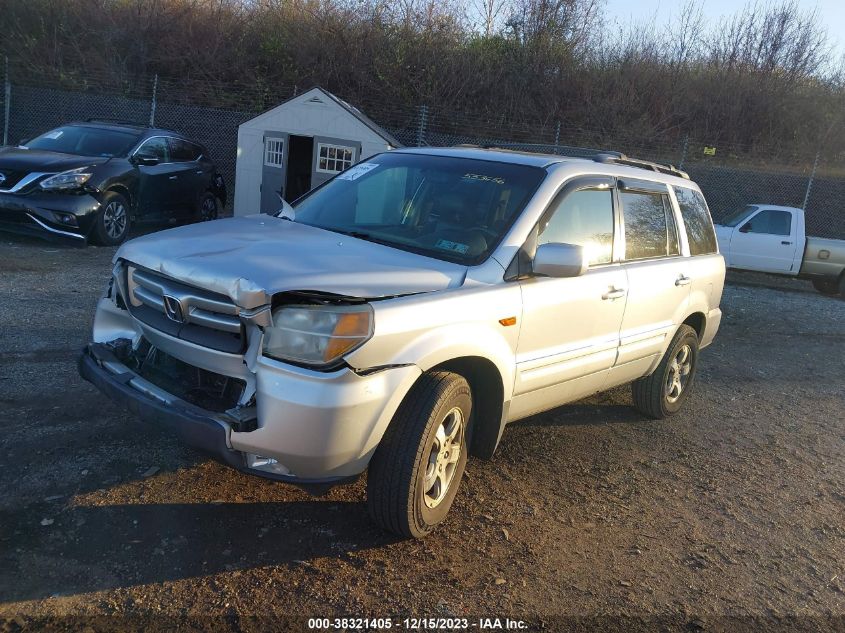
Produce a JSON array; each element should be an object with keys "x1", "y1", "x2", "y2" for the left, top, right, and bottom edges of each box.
[{"x1": 79, "y1": 335, "x2": 421, "y2": 493}]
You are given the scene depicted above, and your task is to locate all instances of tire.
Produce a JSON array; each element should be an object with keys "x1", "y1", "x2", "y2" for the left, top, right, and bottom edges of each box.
[
  {"x1": 632, "y1": 324, "x2": 699, "y2": 419},
  {"x1": 839, "y1": 274, "x2": 845, "y2": 299},
  {"x1": 367, "y1": 371, "x2": 472, "y2": 539},
  {"x1": 92, "y1": 191, "x2": 131, "y2": 246},
  {"x1": 196, "y1": 192, "x2": 219, "y2": 222},
  {"x1": 812, "y1": 279, "x2": 839, "y2": 296}
]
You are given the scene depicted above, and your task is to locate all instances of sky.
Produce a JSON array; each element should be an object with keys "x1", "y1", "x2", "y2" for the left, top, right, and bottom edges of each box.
[{"x1": 604, "y1": 0, "x2": 845, "y2": 57}]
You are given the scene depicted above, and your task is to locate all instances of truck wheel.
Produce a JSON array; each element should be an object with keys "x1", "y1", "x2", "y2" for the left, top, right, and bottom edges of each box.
[
  {"x1": 93, "y1": 191, "x2": 131, "y2": 246},
  {"x1": 632, "y1": 324, "x2": 699, "y2": 419},
  {"x1": 367, "y1": 371, "x2": 472, "y2": 538},
  {"x1": 812, "y1": 279, "x2": 839, "y2": 296}
]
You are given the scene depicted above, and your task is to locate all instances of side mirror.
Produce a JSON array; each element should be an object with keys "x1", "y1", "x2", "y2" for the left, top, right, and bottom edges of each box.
[
  {"x1": 277, "y1": 197, "x2": 295, "y2": 220},
  {"x1": 532, "y1": 242, "x2": 588, "y2": 278},
  {"x1": 133, "y1": 154, "x2": 159, "y2": 167},
  {"x1": 739, "y1": 223, "x2": 751, "y2": 233}
]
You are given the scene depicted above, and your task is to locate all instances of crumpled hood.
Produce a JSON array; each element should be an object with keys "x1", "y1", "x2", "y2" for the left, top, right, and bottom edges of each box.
[{"x1": 116, "y1": 215, "x2": 468, "y2": 308}]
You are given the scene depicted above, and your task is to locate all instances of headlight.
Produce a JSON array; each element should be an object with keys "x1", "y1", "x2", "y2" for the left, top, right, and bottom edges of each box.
[
  {"x1": 39, "y1": 167, "x2": 93, "y2": 191},
  {"x1": 262, "y1": 304, "x2": 374, "y2": 366}
]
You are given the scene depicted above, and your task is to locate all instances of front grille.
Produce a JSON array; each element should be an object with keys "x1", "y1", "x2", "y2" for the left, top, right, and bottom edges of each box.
[
  {"x1": 0, "y1": 170, "x2": 29, "y2": 191},
  {"x1": 126, "y1": 266, "x2": 245, "y2": 354}
]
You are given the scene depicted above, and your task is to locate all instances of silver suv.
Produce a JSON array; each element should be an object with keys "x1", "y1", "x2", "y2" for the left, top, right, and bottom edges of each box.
[{"x1": 79, "y1": 147, "x2": 725, "y2": 538}]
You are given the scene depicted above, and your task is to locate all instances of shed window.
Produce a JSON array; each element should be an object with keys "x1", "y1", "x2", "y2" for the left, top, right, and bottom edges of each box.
[
  {"x1": 264, "y1": 138, "x2": 285, "y2": 167},
  {"x1": 317, "y1": 143, "x2": 355, "y2": 174}
]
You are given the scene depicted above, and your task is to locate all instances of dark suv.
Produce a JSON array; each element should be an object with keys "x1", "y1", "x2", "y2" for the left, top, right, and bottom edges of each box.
[{"x1": 0, "y1": 121, "x2": 226, "y2": 245}]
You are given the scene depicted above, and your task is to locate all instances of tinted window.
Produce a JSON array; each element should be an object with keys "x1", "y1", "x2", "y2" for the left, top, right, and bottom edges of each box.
[
  {"x1": 540, "y1": 188, "x2": 614, "y2": 265},
  {"x1": 170, "y1": 138, "x2": 201, "y2": 162},
  {"x1": 744, "y1": 209, "x2": 791, "y2": 236},
  {"x1": 25, "y1": 125, "x2": 140, "y2": 157},
  {"x1": 292, "y1": 152, "x2": 545, "y2": 265},
  {"x1": 674, "y1": 186, "x2": 718, "y2": 256},
  {"x1": 621, "y1": 190, "x2": 673, "y2": 260},
  {"x1": 136, "y1": 137, "x2": 170, "y2": 162}
]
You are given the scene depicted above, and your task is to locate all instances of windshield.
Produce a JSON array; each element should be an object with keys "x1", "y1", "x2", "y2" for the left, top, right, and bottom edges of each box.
[
  {"x1": 720, "y1": 204, "x2": 758, "y2": 227},
  {"x1": 25, "y1": 125, "x2": 141, "y2": 157},
  {"x1": 288, "y1": 152, "x2": 545, "y2": 265}
]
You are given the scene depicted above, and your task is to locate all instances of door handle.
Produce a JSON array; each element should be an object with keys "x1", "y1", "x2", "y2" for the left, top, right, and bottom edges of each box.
[
  {"x1": 602, "y1": 288, "x2": 626, "y2": 300},
  {"x1": 781, "y1": 241, "x2": 792, "y2": 245},
  {"x1": 168, "y1": 175, "x2": 178, "y2": 180},
  {"x1": 675, "y1": 275, "x2": 692, "y2": 286},
  {"x1": 195, "y1": 170, "x2": 204, "y2": 175}
]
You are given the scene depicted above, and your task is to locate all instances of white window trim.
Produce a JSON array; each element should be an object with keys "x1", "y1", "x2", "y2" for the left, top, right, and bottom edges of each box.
[
  {"x1": 264, "y1": 138, "x2": 285, "y2": 167},
  {"x1": 315, "y1": 142, "x2": 356, "y2": 174}
]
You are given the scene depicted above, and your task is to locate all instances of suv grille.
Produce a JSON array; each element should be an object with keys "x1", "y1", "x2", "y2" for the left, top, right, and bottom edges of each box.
[
  {"x1": 0, "y1": 170, "x2": 29, "y2": 191},
  {"x1": 126, "y1": 267, "x2": 245, "y2": 354}
]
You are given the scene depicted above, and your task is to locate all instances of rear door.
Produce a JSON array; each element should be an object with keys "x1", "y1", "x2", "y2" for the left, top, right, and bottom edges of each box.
[
  {"x1": 166, "y1": 137, "x2": 206, "y2": 215},
  {"x1": 728, "y1": 208, "x2": 798, "y2": 273},
  {"x1": 311, "y1": 137, "x2": 361, "y2": 189},
  {"x1": 260, "y1": 132, "x2": 288, "y2": 213},
  {"x1": 611, "y1": 180, "x2": 691, "y2": 381}
]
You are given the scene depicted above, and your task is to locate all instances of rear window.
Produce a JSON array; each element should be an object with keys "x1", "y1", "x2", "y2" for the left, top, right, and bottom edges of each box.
[
  {"x1": 620, "y1": 190, "x2": 678, "y2": 260},
  {"x1": 673, "y1": 186, "x2": 718, "y2": 256},
  {"x1": 170, "y1": 138, "x2": 203, "y2": 161}
]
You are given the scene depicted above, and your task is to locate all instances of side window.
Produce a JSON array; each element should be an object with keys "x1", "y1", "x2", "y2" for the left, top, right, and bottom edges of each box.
[
  {"x1": 135, "y1": 137, "x2": 169, "y2": 162},
  {"x1": 539, "y1": 188, "x2": 614, "y2": 265},
  {"x1": 169, "y1": 138, "x2": 201, "y2": 162},
  {"x1": 674, "y1": 186, "x2": 718, "y2": 255},
  {"x1": 744, "y1": 209, "x2": 791, "y2": 236},
  {"x1": 620, "y1": 190, "x2": 675, "y2": 260}
]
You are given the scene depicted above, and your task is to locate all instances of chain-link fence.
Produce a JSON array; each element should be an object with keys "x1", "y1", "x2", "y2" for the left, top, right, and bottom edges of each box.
[{"x1": 2, "y1": 63, "x2": 843, "y2": 239}]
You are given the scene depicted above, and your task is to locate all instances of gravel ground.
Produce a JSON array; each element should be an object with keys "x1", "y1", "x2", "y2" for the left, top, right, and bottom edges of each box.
[{"x1": 0, "y1": 232, "x2": 843, "y2": 632}]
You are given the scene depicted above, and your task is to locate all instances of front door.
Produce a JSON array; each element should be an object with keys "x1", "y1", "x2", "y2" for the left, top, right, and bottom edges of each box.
[
  {"x1": 133, "y1": 136, "x2": 179, "y2": 219},
  {"x1": 510, "y1": 179, "x2": 627, "y2": 420},
  {"x1": 311, "y1": 137, "x2": 361, "y2": 189},
  {"x1": 260, "y1": 132, "x2": 288, "y2": 214},
  {"x1": 728, "y1": 208, "x2": 798, "y2": 273}
]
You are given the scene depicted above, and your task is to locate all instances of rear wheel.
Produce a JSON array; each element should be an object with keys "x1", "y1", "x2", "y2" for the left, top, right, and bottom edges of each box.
[
  {"x1": 367, "y1": 371, "x2": 471, "y2": 538},
  {"x1": 812, "y1": 279, "x2": 839, "y2": 296},
  {"x1": 632, "y1": 324, "x2": 699, "y2": 419},
  {"x1": 93, "y1": 191, "x2": 131, "y2": 246},
  {"x1": 196, "y1": 192, "x2": 219, "y2": 222}
]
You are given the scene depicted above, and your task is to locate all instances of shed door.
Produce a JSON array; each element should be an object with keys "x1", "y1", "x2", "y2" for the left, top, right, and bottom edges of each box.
[
  {"x1": 311, "y1": 137, "x2": 362, "y2": 189},
  {"x1": 261, "y1": 132, "x2": 289, "y2": 214}
]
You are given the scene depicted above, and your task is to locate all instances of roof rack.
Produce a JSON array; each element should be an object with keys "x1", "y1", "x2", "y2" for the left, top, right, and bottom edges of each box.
[
  {"x1": 592, "y1": 152, "x2": 689, "y2": 179},
  {"x1": 84, "y1": 118, "x2": 150, "y2": 127}
]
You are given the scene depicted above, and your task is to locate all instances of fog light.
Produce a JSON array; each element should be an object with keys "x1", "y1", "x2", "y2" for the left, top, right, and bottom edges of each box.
[
  {"x1": 246, "y1": 453, "x2": 291, "y2": 476},
  {"x1": 52, "y1": 212, "x2": 78, "y2": 226}
]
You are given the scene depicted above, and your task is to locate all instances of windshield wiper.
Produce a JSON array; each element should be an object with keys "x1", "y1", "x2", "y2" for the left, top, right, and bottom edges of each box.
[{"x1": 329, "y1": 228, "x2": 397, "y2": 248}]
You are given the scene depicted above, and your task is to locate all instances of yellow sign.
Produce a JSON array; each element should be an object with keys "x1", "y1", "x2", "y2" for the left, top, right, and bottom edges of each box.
[{"x1": 703, "y1": 146, "x2": 716, "y2": 156}]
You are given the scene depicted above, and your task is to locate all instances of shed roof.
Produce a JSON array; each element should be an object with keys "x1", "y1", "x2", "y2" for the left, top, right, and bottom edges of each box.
[{"x1": 240, "y1": 87, "x2": 401, "y2": 148}]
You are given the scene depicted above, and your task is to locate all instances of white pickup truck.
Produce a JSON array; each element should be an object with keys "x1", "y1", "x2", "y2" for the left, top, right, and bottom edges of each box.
[{"x1": 715, "y1": 204, "x2": 845, "y2": 297}]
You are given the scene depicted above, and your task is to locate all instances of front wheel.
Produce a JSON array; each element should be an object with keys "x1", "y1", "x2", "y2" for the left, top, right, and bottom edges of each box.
[
  {"x1": 93, "y1": 191, "x2": 131, "y2": 246},
  {"x1": 367, "y1": 371, "x2": 472, "y2": 538},
  {"x1": 632, "y1": 324, "x2": 699, "y2": 419}
]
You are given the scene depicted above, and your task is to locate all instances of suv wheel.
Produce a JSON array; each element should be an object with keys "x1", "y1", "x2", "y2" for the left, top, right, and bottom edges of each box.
[
  {"x1": 197, "y1": 192, "x2": 219, "y2": 222},
  {"x1": 93, "y1": 192, "x2": 131, "y2": 246},
  {"x1": 632, "y1": 324, "x2": 699, "y2": 419},
  {"x1": 367, "y1": 371, "x2": 472, "y2": 538}
]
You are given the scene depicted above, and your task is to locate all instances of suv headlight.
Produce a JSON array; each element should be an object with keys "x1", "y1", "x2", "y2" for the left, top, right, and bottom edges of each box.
[
  {"x1": 262, "y1": 304, "x2": 374, "y2": 366},
  {"x1": 39, "y1": 167, "x2": 93, "y2": 191}
]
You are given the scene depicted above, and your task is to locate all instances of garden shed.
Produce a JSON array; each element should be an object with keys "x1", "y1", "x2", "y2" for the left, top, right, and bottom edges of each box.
[{"x1": 233, "y1": 87, "x2": 400, "y2": 215}]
